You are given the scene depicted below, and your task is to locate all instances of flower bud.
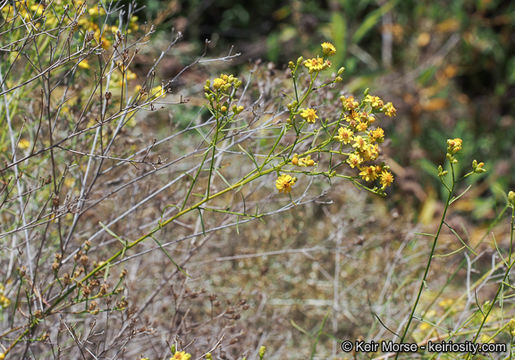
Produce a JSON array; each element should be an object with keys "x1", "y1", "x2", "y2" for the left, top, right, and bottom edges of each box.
[{"x1": 508, "y1": 191, "x2": 515, "y2": 206}]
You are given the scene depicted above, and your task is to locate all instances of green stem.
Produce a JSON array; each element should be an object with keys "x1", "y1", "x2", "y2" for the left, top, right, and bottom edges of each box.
[{"x1": 395, "y1": 163, "x2": 456, "y2": 358}]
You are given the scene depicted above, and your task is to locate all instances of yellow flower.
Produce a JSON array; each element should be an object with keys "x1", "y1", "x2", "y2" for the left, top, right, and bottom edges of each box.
[
  {"x1": 379, "y1": 170, "x2": 394, "y2": 188},
  {"x1": 446, "y1": 138, "x2": 462, "y2": 154},
  {"x1": 303, "y1": 57, "x2": 331, "y2": 73},
  {"x1": 352, "y1": 136, "x2": 367, "y2": 151},
  {"x1": 382, "y1": 102, "x2": 396, "y2": 117},
  {"x1": 127, "y1": 71, "x2": 137, "y2": 80},
  {"x1": 364, "y1": 95, "x2": 384, "y2": 110},
  {"x1": 368, "y1": 128, "x2": 385, "y2": 143},
  {"x1": 78, "y1": 59, "x2": 90, "y2": 69},
  {"x1": 336, "y1": 127, "x2": 354, "y2": 144},
  {"x1": 18, "y1": 138, "x2": 30, "y2": 150},
  {"x1": 298, "y1": 155, "x2": 315, "y2": 167},
  {"x1": 360, "y1": 143, "x2": 379, "y2": 161},
  {"x1": 212, "y1": 77, "x2": 226, "y2": 90},
  {"x1": 355, "y1": 121, "x2": 368, "y2": 132},
  {"x1": 321, "y1": 42, "x2": 336, "y2": 56},
  {"x1": 341, "y1": 96, "x2": 359, "y2": 111},
  {"x1": 276, "y1": 174, "x2": 297, "y2": 193},
  {"x1": 300, "y1": 108, "x2": 318, "y2": 123},
  {"x1": 88, "y1": 6, "x2": 106, "y2": 16},
  {"x1": 171, "y1": 351, "x2": 191, "y2": 360},
  {"x1": 438, "y1": 298, "x2": 454, "y2": 308},
  {"x1": 0, "y1": 295, "x2": 10, "y2": 308},
  {"x1": 359, "y1": 166, "x2": 379, "y2": 182},
  {"x1": 346, "y1": 153, "x2": 362, "y2": 168}
]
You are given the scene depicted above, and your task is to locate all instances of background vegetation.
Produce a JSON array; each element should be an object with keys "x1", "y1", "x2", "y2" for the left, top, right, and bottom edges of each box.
[{"x1": 0, "y1": 0, "x2": 514, "y2": 359}]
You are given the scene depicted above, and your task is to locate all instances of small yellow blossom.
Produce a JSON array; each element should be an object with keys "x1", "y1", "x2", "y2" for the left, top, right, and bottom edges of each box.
[
  {"x1": 298, "y1": 155, "x2": 315, "y2": 167},
  {"x1": 0, "y1": 295, "x2": 10, "y2": 308},
  {"x1": 276, "y1": 174, "x2": 297, "y2": 193},
  {"x1": 379, "y1": 170, "x2": 394, "y2": 188},
  {"x1": 321, "y1": 42, "x2": 336, "y2": 56},
  {"x1": 88, "y1": 6, "x2": 106, "y2": 16},
  {"x1": 303, "y1": 57, "x2": 331, "y2": 73},
  {"x1": 361, "y1": 143, "x2": 379, "y2": 161},
  {"x1": 364, "y1": 95, "x2": 384, "y2": 110},
  {"x1": 212, "y1": 77, "x2": 226, "y2": 90},
  {"x1": 336, "y1": 127, "x2": 354, "y2": 144},
  {"x1": 341, "y1": 96, "x2": 359, "y2": 111},
  {"x1": 171, "y1": 351, "x2": 191, "y2": 360},
  {"x1": 78, "y1": 59, "x2": 90, "y2": 69},
  {"x1": 419, "y1": 322, "x2": 432, "y2": 332},
  {"x1": 126, "y1": 70, "x2": 137, "y2": 80},
  {"x1": 438, "y1": 298, "x2": 454, "y2": 308},
  {"x1": 352, "y1": 136, "x2": 367, "y2": 151},
  {"x1": 368, "y1": 128, "x2": 385, "y2": 143},
  {"x1": 446, "y1": 138, "x2": 463, "y2": 154},
  {"x1": 355, "y1": 121, "x2": 368, "y2": 132},
  {"x1": 359, "y1": 166, "x2": 379, "y2": 182},
  {"x1": 300, "y1": 108, "x2": 318, "y2": 123},
  {"x1": 346, "y1": 153, "x2": 362, "y2": 168},
  {"x1": 382, "y1": 102, "x2": 396, "y2": 117},
  {"x1": 18, "y1": 138, "x2": 30, "y2": 150}
]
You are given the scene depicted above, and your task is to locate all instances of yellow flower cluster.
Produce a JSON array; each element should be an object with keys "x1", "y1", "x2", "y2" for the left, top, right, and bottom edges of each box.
[
  {"x1": 205, "y1": 74, "x2": 244, "y2": 115},
  {"x1": 291, "y1": 154, "x2": 316, "y2": 167},
  {"x1": 335, "y1": 92, "x2": 396, "y2": 189},
  {"x1": 303, "y1": 57, "x2": 331, "y2": 73},
  {"x1": 446, "y1": 138, "x2": 463, "y2": 154},
  {"x1": 1, "y1": 0, "x2": 139, "y2": 51},
  {"x1": 276, "y1": 42, "x2": 396, "y2": 194},
  {"x1": 207, "y1": 74, "x2": 241, "y2": 93},
  {"x1": 445, "y1": 137, "x2": 463, "y2": 164},
  {"x1": 0, "y1": 283, "x2": 10, "y2": 309}
]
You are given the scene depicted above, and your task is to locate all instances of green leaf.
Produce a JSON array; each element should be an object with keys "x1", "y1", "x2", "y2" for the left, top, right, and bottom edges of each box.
[
  {"x1": 330, "y1": 12, "x2": 347, "y2": 68},
  {"x1": 352, "y1": 0, "x2": 399, "y2": 44}
]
